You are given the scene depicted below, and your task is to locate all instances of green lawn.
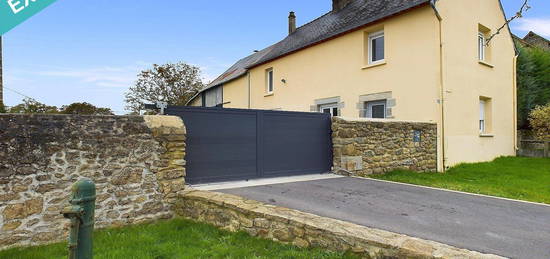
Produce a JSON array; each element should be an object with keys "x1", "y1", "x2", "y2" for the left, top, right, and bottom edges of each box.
[
  {"x1": 371, "y1": 157, "x2": 550, "y2": 204},
  {"x1": 0, "y1": 219, "x2": 357, "y2": 259}
]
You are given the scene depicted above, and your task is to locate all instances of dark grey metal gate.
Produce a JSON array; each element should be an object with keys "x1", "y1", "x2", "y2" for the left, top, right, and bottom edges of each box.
[{"x1": 165, "y1": 106, "x2": 332, "y2": 184}]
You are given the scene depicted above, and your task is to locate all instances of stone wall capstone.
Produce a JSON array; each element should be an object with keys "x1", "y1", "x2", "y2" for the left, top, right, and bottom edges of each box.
[
  {"x1": 0, "y1": 114, "x2": 186, "y2": 249},
  {"x1": 332, "y1": 117, "x2": 437, "y2": 175},
  {"x1": 175, "y1": 190, "x2": 504, "y2": 259}
]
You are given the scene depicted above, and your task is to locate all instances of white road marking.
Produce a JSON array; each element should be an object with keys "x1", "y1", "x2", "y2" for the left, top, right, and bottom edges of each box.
[
  {"x1": 191, "y1": 172, "x2": 550, "y2": 208},
  {"x1": 362, "y1": 177, "x2": 550, "y2": 208},
  {"x1": 191, "y1": 173, "x2": 345, "y2": 191}
]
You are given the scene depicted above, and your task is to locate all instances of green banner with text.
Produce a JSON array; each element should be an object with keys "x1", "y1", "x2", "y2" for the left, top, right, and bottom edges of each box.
[{"x1": 1, "y1": 0, "x2": 58, "y2": 35}]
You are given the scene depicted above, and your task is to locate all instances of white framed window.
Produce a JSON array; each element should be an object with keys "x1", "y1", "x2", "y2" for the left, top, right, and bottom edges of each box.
[
  {"x1": 365, "y1": 100, "x2": 386, "y2": 118},
  {"x1": 266, "y1": 68, "x2": 274, "y2": 94},
  {"x1": 478, "y1": 32, "x2": 486, "y2": 61},
  {"x1": 479, "y1": 100, "x2": 486, "y2": 133},
  {"x1": 368, "y1": 31, "x2": 385, "y2": 64},
  {"x1": 319, "y1": 103, "x2": 339, "y2": 117}
]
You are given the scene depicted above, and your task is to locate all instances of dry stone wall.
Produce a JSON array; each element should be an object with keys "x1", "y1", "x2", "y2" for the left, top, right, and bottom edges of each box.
[
  {"x1": 0, "y1": 114, "x2": 186, "y2": 249},
  {"x1": 332, "y1": 117, "x2": 437, "y2": 175}
]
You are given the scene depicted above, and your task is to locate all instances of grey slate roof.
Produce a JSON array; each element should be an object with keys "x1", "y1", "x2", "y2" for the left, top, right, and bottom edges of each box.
[
  {"x1": 252, "y1": 0, "x2": 429, "y2": 67},
  {"x1": 201, "y1": 0, "x2": 430, "y2": 93},
  {"x1": 205, "y1": 45, "x2": 274, "y2": 92}
]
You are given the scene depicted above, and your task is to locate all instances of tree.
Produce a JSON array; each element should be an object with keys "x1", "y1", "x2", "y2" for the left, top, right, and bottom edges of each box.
[
  {"x1": 60, "y1": 102, "x2": 114, "y2": 115},
  {"x1": 517, "y1": 46, "x2": 550, "y2": 128},
  {"x1": 529, "y1": 103, "x2": 550, "y2": 140},
  {"x1": 125, "y1": 62, "x2": 204, "y2": 113},
  {"x1": 8, "y1": 98, "x2": 59, "y2": 114},
  {"x1": 6, "y1": 99, "x2": 114, "y2": 115}
]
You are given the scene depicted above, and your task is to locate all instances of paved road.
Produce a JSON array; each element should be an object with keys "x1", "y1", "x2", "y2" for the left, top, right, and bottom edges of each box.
[{"x1": 220, "y1": 177, "x2": 550, "y2": 259}]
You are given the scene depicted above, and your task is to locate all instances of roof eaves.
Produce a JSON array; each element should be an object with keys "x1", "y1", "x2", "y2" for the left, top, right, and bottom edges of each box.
[
  {"x1": 496, "y1": 0, "x2": 519, "y2": 55},
  {"x1": 512, "y1": 34, "x2": 532, "y2": 48},
  {"x1": 185, "y1": 72, "x2": 249, "y2": 106},
  {"x1": 207, "y1": 69, "x2": 246, "y2": 89},
  {"x1": 246, "y1": 1, "x2": 431, "y2": 70}
]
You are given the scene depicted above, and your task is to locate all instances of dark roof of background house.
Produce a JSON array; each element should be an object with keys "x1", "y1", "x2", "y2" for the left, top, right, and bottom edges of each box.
[
  {"x1": 512, "y1": 31, "x2": 550, "y2": 51},
  {"x1": 195, "y1": 0, "x2": 430, "y2": 97},
  {"x1": 522, "y1": 31, "x2": 550, "y2": 51},
  {"x1": 512, "y1": 33, "x2": 531, "y2": 47},
  {"x1": 524, "y1": 31, "x2": 549, "y2": 42}
]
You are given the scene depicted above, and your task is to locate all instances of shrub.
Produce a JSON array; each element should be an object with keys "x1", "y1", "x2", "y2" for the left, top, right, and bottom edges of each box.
[
  {"x1": 516, "y1": 46, "x2": 550, "y2": 129},
  {"x1": 529, "y1": 103, "x2": 550, "y2": 140},
  {"x1": 60, "y1": 102, "x2": 114, "y2": 115},
  {"x1": 8, "y1": 98, "x2": 59, "y2": 114}
]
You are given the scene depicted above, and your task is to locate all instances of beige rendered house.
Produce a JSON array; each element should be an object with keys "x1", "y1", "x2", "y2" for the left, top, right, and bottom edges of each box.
[{"x1": 189, "y1": 0, "x2": 517, "y2": 171}]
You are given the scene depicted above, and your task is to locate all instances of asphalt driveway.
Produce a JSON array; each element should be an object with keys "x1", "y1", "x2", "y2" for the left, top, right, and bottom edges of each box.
[{"x1": 219, "y1": 177, "x2": 550, "y2": 259}]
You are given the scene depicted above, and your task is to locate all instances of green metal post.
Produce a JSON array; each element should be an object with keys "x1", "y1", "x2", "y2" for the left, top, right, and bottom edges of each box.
[{"x1": 62, "y1": 179, "x2": 96, "y2": 259}]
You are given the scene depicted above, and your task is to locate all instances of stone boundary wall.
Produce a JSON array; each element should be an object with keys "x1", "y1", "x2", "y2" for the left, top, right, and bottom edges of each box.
[
  {"x1": 0, "y1": 114, "x2": 186, "y2": 249},
  {"x1": 517, "y1": 130, "x2": 550, "y2": 158},
  {"x1": 176, "y1": 190, "x2": 504, "y2": 259},
  {"x1": 332, "y1": 117, "x2": 437, "y2": 176},
  {"x1": 518, "y1": 140, "x2": 550, "y2": 158}
]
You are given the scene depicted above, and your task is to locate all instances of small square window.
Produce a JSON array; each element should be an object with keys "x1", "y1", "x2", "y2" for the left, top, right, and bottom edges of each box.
[
  {"x1": 365, "y1": 100, "x2": 386, "y2": 118},
  {"x1": 266, "y1": 68, "x2": 274, "y2": 94},
  {"x1": 368, "y1": 31, "x2": 385, "y2": 64}
]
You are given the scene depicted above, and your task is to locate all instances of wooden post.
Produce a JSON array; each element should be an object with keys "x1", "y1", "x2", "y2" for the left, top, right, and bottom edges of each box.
[{"x1": 545, "y1": 141, "x2": 549, "y2": 158}]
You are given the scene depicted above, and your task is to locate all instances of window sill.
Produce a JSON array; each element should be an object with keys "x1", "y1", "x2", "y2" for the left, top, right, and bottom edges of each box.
[
  {"x1": 480, "y1": 134, "x2": 494, "y2": 138},
  {"x1": 362, "y1": 61, "x2": 386, "y2": 70},
  {"x1": 361, "y1": 117, "x2": 391, "y2": 120},
  {"x1": 264, "y1": 93, "x2": 274, "y2": 97},
  {"x1": 478, "y1": 60, "x2": 494, "y2": 68}
]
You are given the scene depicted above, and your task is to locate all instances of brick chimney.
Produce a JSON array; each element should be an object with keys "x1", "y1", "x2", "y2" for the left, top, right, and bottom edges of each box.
[
  {"x1": 332, "y1": 0, "x2": 353, "y2": 12},
  {"x1": 288, "y1": 11, "x2": 297, "y2": 34}
]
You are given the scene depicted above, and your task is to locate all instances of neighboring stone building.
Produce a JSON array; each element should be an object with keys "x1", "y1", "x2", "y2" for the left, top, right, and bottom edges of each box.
[
  {"x1": 514, "y1": 31, "x2": 550, "y2": 51},
  {"x1": 523, "y1": 31, "x2": 550, "y2": 51}
]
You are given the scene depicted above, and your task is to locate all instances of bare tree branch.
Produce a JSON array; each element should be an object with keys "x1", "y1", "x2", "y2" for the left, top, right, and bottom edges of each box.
[{"x1": 486, "y1": 0, "x2": 530, "y2": 45}]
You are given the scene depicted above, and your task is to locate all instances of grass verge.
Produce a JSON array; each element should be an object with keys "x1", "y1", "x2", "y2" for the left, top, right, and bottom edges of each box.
[
  {"x1": 0, "y1": 218, "x2": 357, "y2": 259},
  {"x1": 371, "y1": 157, "x2": 550, "y2": 204}
]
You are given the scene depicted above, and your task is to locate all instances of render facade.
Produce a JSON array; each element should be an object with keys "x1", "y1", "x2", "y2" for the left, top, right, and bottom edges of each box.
[{"x1": 189, "y1": 0, "x2": 517, "y2": 170}]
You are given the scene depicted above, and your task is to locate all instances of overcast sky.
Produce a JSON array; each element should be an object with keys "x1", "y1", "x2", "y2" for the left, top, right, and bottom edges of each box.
[{"x1": 2, "y1": 0, "x2": 549, "y2": 114}]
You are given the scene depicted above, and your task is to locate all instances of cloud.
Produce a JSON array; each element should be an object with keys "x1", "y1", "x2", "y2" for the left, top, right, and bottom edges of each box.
[
  {"x1": 514, "y1": 18, "x2": 550, "y2": 37},
  {"x1": 191, "y1": 57, "x2": 236, "y2": 84},
  {"x1": 36, "y1": 64, "x2": 147, "y2": 88},
  {"x1": 3, "y1": 74, "x2": 34, "y2": 84},
  {"x1": 34, "y1": 60, "x2": 233, "y2": 87}
]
